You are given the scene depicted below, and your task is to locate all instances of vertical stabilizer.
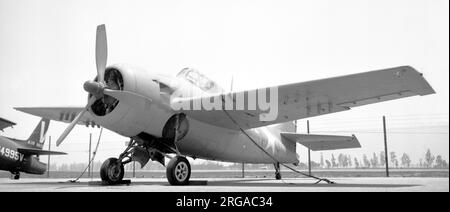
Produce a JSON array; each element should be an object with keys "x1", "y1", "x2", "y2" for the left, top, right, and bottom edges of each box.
[{"x1": 26, "y1": 118, "x2": 50, "y2": 149}]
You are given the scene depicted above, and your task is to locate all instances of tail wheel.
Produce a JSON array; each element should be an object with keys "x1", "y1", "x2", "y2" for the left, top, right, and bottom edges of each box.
[
  {"x1": 274, "y1": 162, "x2": 281, "y2": 180},
  {"x1": 13, "y1": 172, "x2": 20, "y2": 180},
  {"x1": 275, "y1": 172, "x2": 282, "y2": 180},
  {"x1": 166, "y1": 156, "x2": 191, "y2": 185},
  {"x1": 100, "y1": 157, "x2": 124, "y2": 184}
]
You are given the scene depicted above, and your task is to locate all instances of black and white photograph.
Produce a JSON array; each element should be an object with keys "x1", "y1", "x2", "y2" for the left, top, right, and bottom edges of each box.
[{"x1": 0, "y1": 0, "x2": 448, "y2": 198}]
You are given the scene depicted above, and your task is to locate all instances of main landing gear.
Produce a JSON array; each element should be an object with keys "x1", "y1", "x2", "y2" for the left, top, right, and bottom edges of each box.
[
  {"x1": 100, "y1": 138, "x2": 192, "y2": 186},
  {"x1": 100, "y1": 157, "x2": 124, "y2": 184},
  {"x1": 165, "y1": 113, "x2": 191, "y2": 185},
  {"x1": 100, "y1": 139, "x2": 137, "y2": 185},
  {"x1": 166, "y1": 156, "x2": 191, "y2": 185}
]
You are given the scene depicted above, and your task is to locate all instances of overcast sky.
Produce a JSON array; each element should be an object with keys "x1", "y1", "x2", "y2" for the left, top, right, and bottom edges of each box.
[{"x1": 0, "y1": 0, "x2": 448, "y2": 167}]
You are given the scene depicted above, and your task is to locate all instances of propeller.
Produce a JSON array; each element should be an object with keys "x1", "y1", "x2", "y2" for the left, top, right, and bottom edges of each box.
[
  {"x1": 55, "y1": 24, "x2": 108, "y2": 147},
  {"x1": 56, "y1": 24, "x2": 152, "y2": 147}
]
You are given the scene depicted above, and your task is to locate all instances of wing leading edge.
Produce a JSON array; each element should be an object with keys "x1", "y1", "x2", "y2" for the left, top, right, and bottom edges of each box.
[{"x1": 14, "y1": 107, "x2": 100, "y2": 127}]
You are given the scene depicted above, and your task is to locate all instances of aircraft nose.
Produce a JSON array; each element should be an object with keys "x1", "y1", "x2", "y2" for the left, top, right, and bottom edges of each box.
[{"x1": 83, "y1": 80, "x2": 104, "y2": 98}]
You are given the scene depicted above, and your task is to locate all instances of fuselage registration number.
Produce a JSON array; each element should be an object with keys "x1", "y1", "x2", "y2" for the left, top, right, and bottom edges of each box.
[{"x1": 0, "y1": 146, "x2": 23, "y2": 161}]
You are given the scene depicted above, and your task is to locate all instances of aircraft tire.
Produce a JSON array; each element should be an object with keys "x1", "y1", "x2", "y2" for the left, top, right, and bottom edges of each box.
[
  {"x1": 100, "y1": 157, "x2": 124, "y2": 184},
  {"x1": 275, "y1": 172, "x2": 282, "y2": 180},
  {"x1": 166, "y1": 156, "x2": 191, "y2": 185}
]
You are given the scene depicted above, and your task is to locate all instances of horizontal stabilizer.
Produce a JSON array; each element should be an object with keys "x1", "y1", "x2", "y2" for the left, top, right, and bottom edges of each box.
[
  {"x1": 0, "y1": 117, "x2": 16, "y2": 131},
  {"x1": 281, "y1": 133, "x2": 361, "y2": 151},
  {"x1": 17, "y1": 148, "x2": 67, "y2": 156}
]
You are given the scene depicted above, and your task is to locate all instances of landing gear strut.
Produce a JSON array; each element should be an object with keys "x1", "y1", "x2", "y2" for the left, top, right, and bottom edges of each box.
[
  {"x1": 274, "y1": 162, "x2": 282, "y2": 180},
  {"x1": 166, "y1": 156, "x2": 191, "y2": 185},
  {"x1": 165, "y1": 114, "x2": 191, "y2": 185}
]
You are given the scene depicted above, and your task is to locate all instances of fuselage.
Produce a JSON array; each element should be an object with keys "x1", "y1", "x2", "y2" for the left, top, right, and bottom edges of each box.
[
  {"x1": 88, "y1": 64, "x2": 299, "y2": 164},
  {"x1": 0, "y1": 136, "x2": 47, "y2": 175},
  {"x1": 178, "y1": 118, "x2": 298, "y2": 163}
]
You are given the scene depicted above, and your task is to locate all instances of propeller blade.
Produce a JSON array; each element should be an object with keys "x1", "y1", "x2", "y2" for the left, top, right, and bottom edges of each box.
[
  {"x1": 56, "y1": 97, "x2": 97, "y2": 147},
  {"x1": 56, "y1": 109, "x2": 87, "y2": 147},
  {"x1": 96, "y1": 24, "x2": 107, "y2": 83},
  {"x1": 56, "y1": 25, "x2": 108, "y2": 147}
]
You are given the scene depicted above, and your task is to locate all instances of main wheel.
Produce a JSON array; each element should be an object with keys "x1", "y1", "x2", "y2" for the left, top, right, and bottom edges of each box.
[
  {"x1": 100, "y1": 157, "x2": 124, "y2": 184},
  {"x1": 166, "y1": 156, "x2": 191, "y2": 185},
  {"x1": 13, "y1": 172, "x2": 20, "y2": 180}
]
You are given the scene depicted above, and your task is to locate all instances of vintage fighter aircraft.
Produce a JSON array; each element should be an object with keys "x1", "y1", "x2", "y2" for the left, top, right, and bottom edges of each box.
[
  {"x1": 16, "y1": 25, "x2": 435, "y2": 185},
  {"x1": 0, "y1": 117, "x2": 66, "y2": 179}
]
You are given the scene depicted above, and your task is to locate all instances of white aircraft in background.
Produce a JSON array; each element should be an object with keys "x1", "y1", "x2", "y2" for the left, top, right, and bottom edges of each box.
[{"x1": 16, "y1": 25, "x2": 435, "y2": 185}]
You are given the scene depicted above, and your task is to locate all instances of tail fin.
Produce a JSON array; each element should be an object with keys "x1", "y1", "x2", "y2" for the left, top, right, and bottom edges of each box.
[{"x1": 26, "y1": 118, "x2": 50, "y2": 149}]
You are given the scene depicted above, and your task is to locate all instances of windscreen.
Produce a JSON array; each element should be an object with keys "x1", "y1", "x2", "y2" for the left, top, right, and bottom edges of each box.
[{"x1": 176, "y1": 68, "x2": 224, "y2": 94}]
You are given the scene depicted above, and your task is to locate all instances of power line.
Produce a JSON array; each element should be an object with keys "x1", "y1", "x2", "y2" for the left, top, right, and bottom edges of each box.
[{"x1": 313, "y1": 130, "x2": 448, "y2": 135}]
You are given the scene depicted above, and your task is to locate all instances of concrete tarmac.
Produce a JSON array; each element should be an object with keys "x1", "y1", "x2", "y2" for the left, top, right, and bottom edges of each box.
[{"x1": 0, "y1": 177, "x2": 448, "y2": 192}]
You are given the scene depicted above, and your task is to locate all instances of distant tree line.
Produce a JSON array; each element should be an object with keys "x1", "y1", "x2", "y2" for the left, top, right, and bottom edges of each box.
[
  {"x1": 49, "y1": 149, "x2": 448, "y2": 171},
  {"x1": 317, "y1": 149, "x2": 448, "y2": 169}
]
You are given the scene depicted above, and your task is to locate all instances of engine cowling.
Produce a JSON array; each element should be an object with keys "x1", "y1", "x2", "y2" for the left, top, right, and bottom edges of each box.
[{"x1": 88, "y1": 64, "x2": 175, "y2": 138}]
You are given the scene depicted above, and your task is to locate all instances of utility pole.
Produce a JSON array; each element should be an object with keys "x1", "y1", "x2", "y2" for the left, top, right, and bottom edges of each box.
[
  {"x1": 383, "y1": 116, "x2": 389, "y2": 177},
  {"x1": 88, "y1": 133, "x2": 92, "y2": 178},
  {"x1": 307, "y1": 120, "x2": 311, "y2": 175},
  {"x1": 47, "y1": 136, "x2": 51, "y2": 178},
  {"x1": 294, "y1": 120, "x2": 297, "y2": 133},
  {"x1": 133, "y1": 161, "x2": 136, "y2": 178},
  {"x1": 230, "y1": 75, "x2": 234, "y2": 92}
]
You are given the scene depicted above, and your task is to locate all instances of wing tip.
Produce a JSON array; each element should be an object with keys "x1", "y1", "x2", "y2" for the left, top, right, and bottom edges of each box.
[{"x1": 399, "y1": 65, "x2": 436, "y2": 96}]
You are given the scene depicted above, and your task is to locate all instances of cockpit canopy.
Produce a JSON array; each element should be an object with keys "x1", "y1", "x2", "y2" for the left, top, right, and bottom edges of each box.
[{"x1": 177, "y1": 68, "x2": 224, "y2": 94}]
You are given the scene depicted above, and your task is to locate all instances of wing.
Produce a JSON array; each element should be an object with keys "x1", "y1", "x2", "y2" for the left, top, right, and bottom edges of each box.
[
  {"x1": 281, "y1": 133, "x2": 360, "y2": 151},
  {"x1": 172, "y1": 66, "x2": 435, "y2": 130},
  {"x1": 0, "y1": 117, "x2": 16, "y2": 131},
  {"x1": 17, "y1": 148, "x2": 67, "y2": 155},
  {"x1": 14, "y1": 107, "x2": 99, "y2": 127}
]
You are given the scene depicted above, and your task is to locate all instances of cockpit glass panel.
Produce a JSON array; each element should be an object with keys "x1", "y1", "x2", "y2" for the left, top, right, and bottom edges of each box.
[{"x1": 176, "y1": 68, "x2": 224, "y2": 93}]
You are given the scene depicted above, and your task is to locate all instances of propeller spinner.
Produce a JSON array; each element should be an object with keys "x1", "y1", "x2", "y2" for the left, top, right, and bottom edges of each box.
[{"x1": 56, "y1": 24, "x2": 153, "y2": 147}]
